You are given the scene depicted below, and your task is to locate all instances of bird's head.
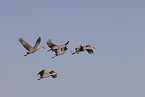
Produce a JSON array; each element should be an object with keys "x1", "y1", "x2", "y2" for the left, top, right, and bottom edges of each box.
[
  {"x1": 53, "y1": 72, "x2": 58, "y2": 75},
  {"x1": 93, "y1": 47, "x2": 96, "y2": 49},
  {"x1": 41, "y1": 46, "x2": 45, "y2": 49}
]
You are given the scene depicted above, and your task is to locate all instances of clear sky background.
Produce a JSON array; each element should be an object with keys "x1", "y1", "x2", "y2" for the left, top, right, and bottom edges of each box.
[{"x1": 0, "y1": 0, "x2": 145, "y2": 97}]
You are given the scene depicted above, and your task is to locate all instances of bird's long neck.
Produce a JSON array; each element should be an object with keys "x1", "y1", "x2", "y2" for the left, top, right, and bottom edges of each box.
[
  {"x1": 53, "y1": 45, "x2": 63, "y2": 49},
  {"x1": 84, "y1": 46, "x2": 92, "y2": 50},
  {"x1": 65, "y1": 51, "x2": 72, "y2": 54},
  {"x1": 49, "y1": 73, "x2": 56, "y2": 76},
  {"x1": 37, "y1": 47, "x2": 44, "y2": 50}
]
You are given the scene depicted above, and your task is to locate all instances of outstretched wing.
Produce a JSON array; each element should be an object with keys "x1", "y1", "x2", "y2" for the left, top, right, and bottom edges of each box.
[
  {"x1": 85, "y1": 45, "x2": 91, "y2": 47},
  {"x1": 61, "y1": 46, "x2": 68, "y2": 51},
  {"x1": 63, "y1": 41, "x2": 69, "y2": 51},
  {"x1": 34, "y1": 37, "x2": 41, "y2": 49},
  {"x1": 49, "y1": 70, "x2": 55, "y2": 74},
  {"x1": 64, "y1": 46, "x2": 68, "y2": 51},
  {"x1": 65, "y1": 41, "x2": 69, "y2": 45},
  {"x1": 47, "y1": 40, "x2": 56, "y2": 48},
  {"x1": 37, "y1": 70, "x2": 45, "y2": 77},
  {"x1": 51, "y1": 74, "x2": 57, "y2": 78},
  {"x1": 49, "y1": 71, "x2": 57, "y2": 78},
  {"x1": 86, "y1": 49, "x2": 94, "y2": 54},
  {"x1": 19, "y1": 37, "x2": 33, "y2": 51}
]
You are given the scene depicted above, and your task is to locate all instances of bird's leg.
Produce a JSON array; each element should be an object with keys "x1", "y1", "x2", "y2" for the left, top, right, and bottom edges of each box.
[
  {"x1": 51, "y1": 54, "x2": 58, "y2": 59},
  {"x1": 72, "y1": 51, "x2": 76, "y2": 55},
  {"x1": 51, "y1": 56, "x2": 56, "y2": 58},
  {"x1": 24, "y1": 52, "x2": 30, "y2": 56},
  {"x1": 24, "y1": 54, "x2": 29, "y2": 56},
  {"x1": 24, "y1": 54, "x2": 27, "y2": 56},
  {"x1": 72, "y1": 52, "x2": 75, "y2": 55},
  {"x1": 47, "y1": 49, "x2": 52, "y2": 52},
  {"x1": 38, "y1": 78, "x2": 41, "y2": 80}
]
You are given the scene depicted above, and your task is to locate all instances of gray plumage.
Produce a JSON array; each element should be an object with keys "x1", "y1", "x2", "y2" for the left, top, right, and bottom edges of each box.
[
  {"x1": 47, "y1": 39, "x2": 69, "y2": 52},
  {"x1": 19, "y1": 37, "x2": 45, "y2": 56},
  {"x1": 37, "y1": 70, "x2": 57, "y2": 80},
  {"x1": 51, "y1": 45, "x2": 72, "y2": 58},
  {"x1": 72, "y1": 44, "x2": 96, "y2": 55}
]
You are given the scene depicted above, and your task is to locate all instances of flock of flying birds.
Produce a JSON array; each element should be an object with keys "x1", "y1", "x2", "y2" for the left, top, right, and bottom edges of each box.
[{"x1": 19, "y1": 37, "x2": 96, "y2": 80}]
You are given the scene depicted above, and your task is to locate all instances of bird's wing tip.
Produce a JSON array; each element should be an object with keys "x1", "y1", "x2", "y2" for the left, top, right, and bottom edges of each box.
[{"x1": 18, "y1": 37, "x2": 23, "y2": 41}]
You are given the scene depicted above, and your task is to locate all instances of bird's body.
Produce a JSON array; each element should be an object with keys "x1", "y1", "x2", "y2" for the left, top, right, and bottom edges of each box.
[
  {"x1": 73, "y1": 44, "x2": 96, "y2": 55},
  {"x1": 51, "y1": 46, "x2": 72, "y2": 58},
  {"x1": 19, "y1": 37, "x2": 45, "y2": 56},
  {"x1": 47, "y1": 40, "x2": 69, "y2": 52},
  {"x1": 37, "y1": 70, "x2": 57, "y2": 80}
]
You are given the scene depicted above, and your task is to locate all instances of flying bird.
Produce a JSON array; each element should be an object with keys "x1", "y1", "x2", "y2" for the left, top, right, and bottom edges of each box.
[
  {"x1": 51, "y1": 45, "x2": 72, "y2": 58},
  {"x1": 72, "y1": 44, "x2": 96, "y2": 55},
  {"x1": 37, "y1": 70, "x2": 58, "y2": 80},
  {"x1": 47, "y1": 39, "x2": 69, "y2": 52},
  {"x1": 19, "y1": 37, "x2": 45, "y2": 56}
]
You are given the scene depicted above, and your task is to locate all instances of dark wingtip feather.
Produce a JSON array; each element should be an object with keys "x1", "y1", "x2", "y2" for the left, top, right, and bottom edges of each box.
[
  {"x1": 18, "y1": 37, "x2": 23, "y2": 41},
  {"x1": 64, "y1": 46, "x2": 68, "y2": 51},
  {"x1": 49, "y1": 70, "x2": 55, "y2": 74},
  {"x1": 85, "y1": 45, "x2": 91, "y2": 48},
  {"x1": 86, "y1": 49, "x2": 94, "y2": 54},
  {"x1": 65, "y1": 41, "x2": 69, "y2": 45},
  {"x1": 38, "y1": 37, "x2": 41, "y2": 39},
  {"x1": 37, "y1": 70, "x2": 45, "y2": 77},
  {"x1": 47, "y1": 39, "x2": 51, "y2": 43},
  {"x1": 37, "y1": 37, "x2": 41, "y2": 42},
  {"x1": 51, "y1": 74, "x2": 57, "y2": 78}
]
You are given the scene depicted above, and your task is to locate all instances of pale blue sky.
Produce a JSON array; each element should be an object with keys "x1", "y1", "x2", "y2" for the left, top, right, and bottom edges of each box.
[{"x1": 0, "y1": 0, "x2": 145, "y2": 97}]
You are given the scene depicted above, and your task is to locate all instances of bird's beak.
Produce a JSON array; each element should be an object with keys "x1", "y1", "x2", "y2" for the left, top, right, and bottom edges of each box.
[{"x1": 93, "y1": 47, "x2": 96, "y2": 49}]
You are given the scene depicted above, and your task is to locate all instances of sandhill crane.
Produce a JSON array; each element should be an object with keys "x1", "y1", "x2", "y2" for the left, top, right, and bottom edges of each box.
[
  {"x1": 51, "y1": 45, "x2": 72, "y2": 58},
  {"x1": 19, "y1": 37, "x2": 45, "y2": 56},
  {"x1": 37, "y1": 70, "x2": 57, "y2": 80},
  {"x1": 47, "y1": 39, "x2": 69, "y2": 52},
  {"x1": 72, "y1": 44, "x2": 96, "y2": 55}
]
